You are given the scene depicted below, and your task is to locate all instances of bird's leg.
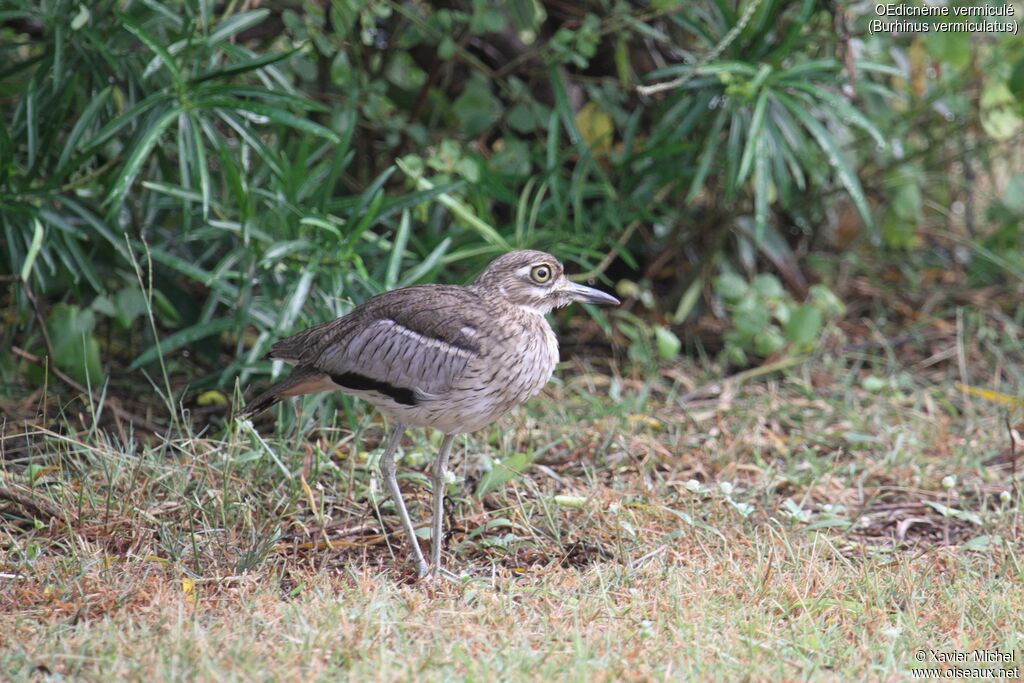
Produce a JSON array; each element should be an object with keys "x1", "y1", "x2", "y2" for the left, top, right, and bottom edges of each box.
[
  {"x1": 379, "y1": 424, "x2": 428, "y2": 578},
  {"x1": 430, "y1": 434, "x2": 457, "y2": 575}
]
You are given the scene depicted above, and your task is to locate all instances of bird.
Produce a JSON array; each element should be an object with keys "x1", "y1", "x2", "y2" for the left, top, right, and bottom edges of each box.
[{"x1": 238, "y1": 250, "x2": 619, "y2": 578}]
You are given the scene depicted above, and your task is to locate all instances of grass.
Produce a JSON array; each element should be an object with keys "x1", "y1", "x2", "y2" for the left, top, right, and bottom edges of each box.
[{"x1": 2, "y1": 287, "x2": 1023, "y2": 681}]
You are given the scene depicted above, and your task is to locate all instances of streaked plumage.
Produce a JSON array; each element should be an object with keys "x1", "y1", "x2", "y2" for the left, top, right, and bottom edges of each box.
[{"x1": 239, "y1": 249, "x2": 619, "y2": 578}]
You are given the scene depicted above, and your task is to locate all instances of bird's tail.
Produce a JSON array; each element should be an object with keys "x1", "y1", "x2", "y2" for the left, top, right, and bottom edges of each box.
[{"x1": 235, "y1": 367, "x2": 331, "y2": 419}]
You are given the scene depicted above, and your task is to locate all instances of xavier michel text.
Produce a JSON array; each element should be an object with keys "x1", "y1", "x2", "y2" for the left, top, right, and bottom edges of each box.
[{"x1": 916, "y1": 650, "x2": 1017, "y2": 664}]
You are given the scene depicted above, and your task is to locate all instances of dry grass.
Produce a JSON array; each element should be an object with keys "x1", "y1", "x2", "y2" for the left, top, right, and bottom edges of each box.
[{"x1": 2, "y1": 297, "x2": 1024, "y2": 681}]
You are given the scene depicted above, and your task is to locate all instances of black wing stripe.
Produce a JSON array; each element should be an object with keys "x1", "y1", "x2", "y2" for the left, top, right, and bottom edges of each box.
[{"x1": 329, "y1": 372, "x2": 418, "y2": 406}]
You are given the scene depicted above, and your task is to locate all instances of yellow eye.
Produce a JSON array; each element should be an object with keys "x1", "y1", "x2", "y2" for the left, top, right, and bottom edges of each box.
[{"x1": 530, "y1": 265, "x2": 552, "y2": 283}]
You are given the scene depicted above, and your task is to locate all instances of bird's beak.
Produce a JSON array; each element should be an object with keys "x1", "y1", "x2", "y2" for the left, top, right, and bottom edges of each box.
[{"x1": 562, "y1": 280, "x2": 620, "y2": 306}]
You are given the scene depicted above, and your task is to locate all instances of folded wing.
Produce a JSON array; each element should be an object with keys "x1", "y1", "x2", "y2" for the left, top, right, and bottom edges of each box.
[{"x1": 269, "y1": 286, "x2": 488, "y2": 400}]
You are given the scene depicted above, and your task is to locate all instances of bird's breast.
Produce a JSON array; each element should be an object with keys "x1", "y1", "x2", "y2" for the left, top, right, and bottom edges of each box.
[{"x1": 401, "y1": 312, "x2": 558, "y2": 434}]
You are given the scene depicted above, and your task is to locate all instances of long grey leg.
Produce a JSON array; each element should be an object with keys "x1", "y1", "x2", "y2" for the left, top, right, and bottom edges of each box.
[
  {"x1": 430, "y1": 434, "x2": 457, "y2": 574},
  {"x1": 379, "y1": 424, "x2": 428, "y2": 577}
]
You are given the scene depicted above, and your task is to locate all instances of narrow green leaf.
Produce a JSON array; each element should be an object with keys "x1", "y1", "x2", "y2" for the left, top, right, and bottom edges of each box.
[
  {"x1": 397, "y1": 158, "x2": 510, "y2": 249},
  {"x1": 186, "y1": 111, "x2": 211, "y2": 218},
  {"x1": 687, "y1": 107, "x2": 728, "y2": 202},
  {"x1": 104, "y1": 107, "x2": 180, "y2": 211},
  {"x1": 854, "y1": 60, "x2": 904, "y2": 78},
  {"x1": 279, "y1": 269, "x2": 314, "y2": 332},
  {"x1": 208, "y1": 125, "x2": 249, "y2": 220},
  {"x1": 724, "y1": 110, "x2": 744, "y2": 198},
  {"x1": 792, "y1": 83, "x2": 887, "y2": 149},
  {"x1": 119, "y1": 14, "x2": 183, "y2": 86},
  {"x1": 130, "y1": 317, "x2": 237, "y2": 370},
  {"x1": 375, "y1": 181, "x2": 465, "y2": 222},
  {"x1": 208, "y1": 9, "x2": 270, "y2": 44},
  {"x1": 140, "y1": 181, "x2": 205, "y2": 204},
  {"x1": 25, "y1": 77, "x2": 37, "y2": 168},
  {"x1": 215, "y1": 110, "x2": 284, "y2": 178},
  {"x1": 56, "y1": 86, "x2": 111, "y2": 173},
  {"x1": 189, "y1": 49, "x2": 298, "y2": 85},
  {"x1": 261, "y1": 240, "x2": 314, "y2": 264},
  {"x1": 776, "y1": 92, "x2": 876, "y2": 235},
  {"x1": 753, "y1": 136, "x2": 769, "y2": 241},
  {"x1": 59, "y1": 231, "x2": 103, "y2": 293},
  {"x1": 737, "y1": 88, "x2": 769, "y2": 184},
  {"x1": 139, "y1": 0, "x2": 183, "y2": 29},
  {"x1": 48, "y1": 198, "x2": 129, "y2": 261},
  {"x1": 195, "y1": 97, "x2": 340, "y2": 142},
  {"x1": 514, "y1": 177, "x2": 537, "y2": 245},
  {"x1": 84, "y1": 91, "x2": 173, "y2": 153},
  {"x1": 143, "y1": 244, "x2": 240, "y2": 296},
  {"x1": 398, "y1": 237, "x2": 452, "y2": 287},
  {"x1": 775, "y1": 59, "x2": 839, "y2": 81},
  {"x1": 194, "y1": 85, "x2": 324, "y2": 112},
  {"x1": 348, "y1": 189, "x2": 385, "y2": 247},
  {"x1": 20, "y1": 218, "x2": 44, "y2": 282},
  {"x1": 548, "y1": 66, "x2": 582, "y2": 145},
  {"x1": 385, "y1": 210, "x2": 411, "y2": 289}
]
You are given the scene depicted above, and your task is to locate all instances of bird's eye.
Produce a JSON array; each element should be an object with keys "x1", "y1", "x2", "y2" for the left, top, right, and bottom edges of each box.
[{"x1": 530, "y1": 265, "x2": 552, "y2": 283}]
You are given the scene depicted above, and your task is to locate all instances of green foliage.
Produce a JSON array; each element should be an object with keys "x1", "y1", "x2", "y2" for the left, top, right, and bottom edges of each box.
[
  {"x1": 613, "y1": 278, "x2": 682, "y2": 368},
  {"x1": 2, "y1": 0, "x2": 980, "y2": 399},
  {"x1": 46, "y1": 303, "x2": 102, "y2": 386},
  {"x1": 714, "y1": 273, "x2": 844, "y2": 366}
]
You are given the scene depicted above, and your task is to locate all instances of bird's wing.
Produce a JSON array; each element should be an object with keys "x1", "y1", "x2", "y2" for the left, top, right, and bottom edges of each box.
[{"x1": 269, "y1": 286, "x2": 489, "y2": 397}]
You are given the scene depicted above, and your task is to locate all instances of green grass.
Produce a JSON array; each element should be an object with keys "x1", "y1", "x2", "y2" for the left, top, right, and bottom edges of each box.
[{"x1": 3, "y1": 313, "x2": 1024, "y2": 681}]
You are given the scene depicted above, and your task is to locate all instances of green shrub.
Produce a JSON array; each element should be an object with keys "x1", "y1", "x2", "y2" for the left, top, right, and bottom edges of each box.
[{"x1": 0, "y1": 1, "x2": 912, "y2": 397}]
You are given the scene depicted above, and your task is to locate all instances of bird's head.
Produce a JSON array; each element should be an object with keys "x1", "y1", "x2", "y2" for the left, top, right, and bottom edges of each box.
[{"x1": 474, "y1": 250, "x2": 620, "y2": 315}]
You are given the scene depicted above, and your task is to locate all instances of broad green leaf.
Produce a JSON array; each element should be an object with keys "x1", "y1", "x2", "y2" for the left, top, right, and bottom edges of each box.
[
  {"x1": 784, "y1": 303, "x2": 822, "y2": 346},
  {"x1": 654, "y1": 325, "x2": 681, "y2": 360},
  {"x1": 808, "y1": 284, "x2": 846, "y2": 318},
  {"x1": 475, "y1": 451, "x2": 536, "y2": 497},
  {"x1": 754, "y1": 327, "x2": 785, "y2": 356},
  {"x1": 751, "y1": 274, "x2": 783, "y2": 299},
  {"x1": 47, "y1": 303, "x2": 104, "y2": 386},
  {"x1": 576, "y1": 101, "x2": 614, "y2": 153},
  {"x1": 714, "y1": 272, "x2": 748, "y2": 302},
  {"x1": 453, "y1": 77, "x2": 501, "y2": 136},
  {"x1": 734, "y1": 295, "x2": 771, "y2": 338},
  {"x1": 114, "y1": 288, "x2": 149, "y2": 329},
  {"x1": 1002, "y1": 174, "x2": 1024, "y2": 215}
]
